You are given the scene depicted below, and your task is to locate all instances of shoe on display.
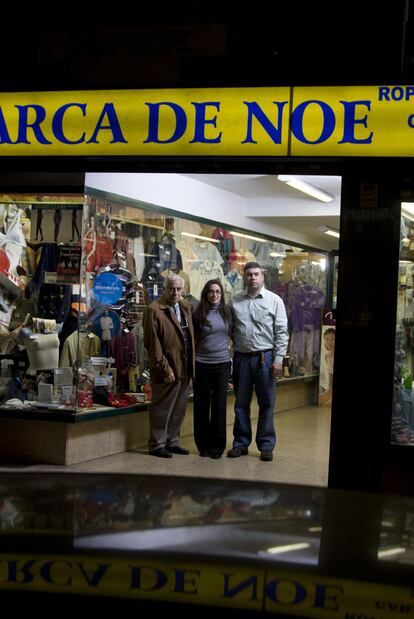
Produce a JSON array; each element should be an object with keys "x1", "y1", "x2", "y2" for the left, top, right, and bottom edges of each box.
[
  {"x1": 167, "y1": 445, "x2": 189, "y2": 455},
  {"x1": 149, "y1": 448, "x2": 172, "y2": 458},
  {"x1": 227, "y1": 447, "x2": 248, "y2": 458},
  {"x1": 260, "y1": 450, "x2": 273, "y2": 461}
]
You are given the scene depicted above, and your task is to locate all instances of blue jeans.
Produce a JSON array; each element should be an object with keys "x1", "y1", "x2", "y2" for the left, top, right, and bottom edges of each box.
[{"x1": 232, "y1": 350, "x2": 276, "y2": 451}]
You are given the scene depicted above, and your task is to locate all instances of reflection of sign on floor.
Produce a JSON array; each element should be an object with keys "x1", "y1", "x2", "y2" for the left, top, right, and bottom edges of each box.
[
  {"x1": 30, "y1": 205, "x2": 83, "y2": 244},
  {"x1": 57, "y1": 245, "x2": 82, "y2": 284},
  {"x1": 0, "y1": 553, "x2": 411, "y2": 617}
]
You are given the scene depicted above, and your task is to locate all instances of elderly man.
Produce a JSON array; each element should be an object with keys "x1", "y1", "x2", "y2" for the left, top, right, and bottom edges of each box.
[
  {"x1": 227, "y1": 262, "x2": 288, "y2": 462},
  {"x1": 143, "y1": 273, "x2": 195, "y2": 458}
]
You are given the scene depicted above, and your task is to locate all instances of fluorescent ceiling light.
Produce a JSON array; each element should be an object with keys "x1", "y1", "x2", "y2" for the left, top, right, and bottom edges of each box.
[
  {"x1": 318, "y1": 225, "x2": 340, "y2": 239},
  {"x1": 278, "y1": 175, "x2": 334, "y2": 203},
  {"x1": 181, "y1": 232, "x2": 219, "y2": 243},
  {"x1": 230, "y1": 231, "x2": 267, "y2": 243},
  {"x1": 325, "y1": 229, "x2": 340, "y2": 239},
  {"x1": 118, "y1": 219, "x2": 164, "y2": 230},
  {"x1": 377, "y1": 547, "x2": 406, "y2": 559},
  {"x1": 266, "y1": 543, "x2": 310, "y2": 555}
]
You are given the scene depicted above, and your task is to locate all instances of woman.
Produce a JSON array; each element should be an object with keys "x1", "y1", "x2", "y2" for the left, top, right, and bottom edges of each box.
[{"x1": 193, "y1": 279, "x2": 233, "y2": 459}]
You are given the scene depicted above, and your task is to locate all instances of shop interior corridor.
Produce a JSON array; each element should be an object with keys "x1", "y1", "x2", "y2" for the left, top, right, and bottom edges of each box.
[{"x1": 0, "y1": 404, "x2": 331, "y2": 487}]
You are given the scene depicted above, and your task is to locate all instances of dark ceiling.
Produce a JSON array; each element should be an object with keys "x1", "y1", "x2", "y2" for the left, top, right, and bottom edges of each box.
[{"x1": 1, "y1": 1, "x2": 411, "y2": 91}]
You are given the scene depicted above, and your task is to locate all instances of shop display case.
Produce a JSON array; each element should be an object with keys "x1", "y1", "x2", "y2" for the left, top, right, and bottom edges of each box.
[{"x1": 0, "y1": 195, "x2": 83, "y2": 412}]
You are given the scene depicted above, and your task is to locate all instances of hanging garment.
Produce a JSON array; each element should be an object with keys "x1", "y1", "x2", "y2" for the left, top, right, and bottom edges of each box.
[
  {"x1": 211, "y1": 227, "x2": 236, "y2": 273},
  {"x1": 110, "y1": 330, "x2": 136, "y2": 390},
  {"x1": 59, "y1": 331, "x2": 101, "y2": 368},
  {"x1": 0, "y1": 204, "x2": 26, "y2": 276}
]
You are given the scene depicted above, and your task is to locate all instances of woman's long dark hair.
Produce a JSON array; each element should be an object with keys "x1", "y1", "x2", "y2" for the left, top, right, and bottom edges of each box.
[{"x1": 193, "y1": 279, "x2": 232, "y2": 336}]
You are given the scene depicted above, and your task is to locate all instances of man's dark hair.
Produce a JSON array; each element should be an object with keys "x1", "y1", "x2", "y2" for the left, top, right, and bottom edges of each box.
[{"x1": 243, "y1": 261, "x2": 262, "y2": 272}]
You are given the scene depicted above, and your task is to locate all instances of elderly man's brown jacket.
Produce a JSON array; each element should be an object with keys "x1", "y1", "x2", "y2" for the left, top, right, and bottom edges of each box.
[{"x1": 143, "y1": 297, "x2": 195, "y2": 384}]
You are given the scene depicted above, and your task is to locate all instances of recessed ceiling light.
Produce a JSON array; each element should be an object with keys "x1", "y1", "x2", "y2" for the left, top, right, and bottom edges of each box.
[
  {"x1": 278, "y1": 175, "x2": 334, "y2": 203},
  {"x1": 318, "y1": 225, "x2": 340, "y2": 238}
]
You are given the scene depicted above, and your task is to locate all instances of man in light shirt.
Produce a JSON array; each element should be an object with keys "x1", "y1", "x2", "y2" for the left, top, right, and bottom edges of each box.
[{"x1": 228, "y1": 262, "x2": 288, "y2": 462}]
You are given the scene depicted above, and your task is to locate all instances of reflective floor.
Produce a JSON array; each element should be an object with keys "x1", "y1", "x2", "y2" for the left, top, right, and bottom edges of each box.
[
  {"x1": 0, "y1": 405, "x2": 331, "y2": 487},
  {"x1": 2, "y1": 467, "x2": 414, "y2": 612}
]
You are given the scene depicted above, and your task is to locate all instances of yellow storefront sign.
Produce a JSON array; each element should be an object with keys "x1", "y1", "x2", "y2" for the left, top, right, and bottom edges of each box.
[
  {"x1": 291, "y1": 85, "x2": 414, "y2": 156},
  {"x1": 0, "y1": 85, "x2": 413, "y2": 156}
]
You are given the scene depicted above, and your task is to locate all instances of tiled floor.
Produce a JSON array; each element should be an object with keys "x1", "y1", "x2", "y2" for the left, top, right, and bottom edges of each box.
[{"x1": 0, "y1": 405, "x2": 331, "y2": 487}]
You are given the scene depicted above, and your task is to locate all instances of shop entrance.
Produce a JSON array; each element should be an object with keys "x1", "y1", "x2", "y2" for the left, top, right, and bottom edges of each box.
[
  {"x1": 79, "y1": 171, "x2": 341, "y2": 486},
  {"x1": 0, "y1": 170, "x2": 341, "y2": 487}
]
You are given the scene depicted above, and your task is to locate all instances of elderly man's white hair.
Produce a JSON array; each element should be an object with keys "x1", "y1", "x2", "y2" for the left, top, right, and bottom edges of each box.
[{"x1": 164, "y1": 273, "x2": 185, "y2": 289}]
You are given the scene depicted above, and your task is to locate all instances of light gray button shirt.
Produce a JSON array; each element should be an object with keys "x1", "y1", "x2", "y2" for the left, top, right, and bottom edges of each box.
[{"x1": 231, "y1": 287, "x2": 288, "y2": 364}]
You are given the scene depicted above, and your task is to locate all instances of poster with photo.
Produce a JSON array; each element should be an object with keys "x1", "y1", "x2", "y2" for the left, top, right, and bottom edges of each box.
[
  {"x1": 30, "y1": 205, "x2": 82, "y2": 244},
  {"x1": 36, "y1": 369, "x2": 54, "y2": 385},
  {"x1": 318, "y1": 318, "x2": 336, "y2": 407},
  {"x1": 57, "y1": 245, "x2": 82, "y2": 284}
]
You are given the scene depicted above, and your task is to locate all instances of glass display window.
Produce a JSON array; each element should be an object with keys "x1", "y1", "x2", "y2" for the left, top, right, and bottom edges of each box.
[
  {"x1": 79, "y1": 186, "x2": 329, "y2": 410},
  {"x1": 0, "y1": 187, "x2": 330, "y2": 414},
  {"x1": 392, "y1": 207, "x2": 414, "y2": 445},
  {"x1": 0, "y1": 195, "x2": 83, "y2": 411}
]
